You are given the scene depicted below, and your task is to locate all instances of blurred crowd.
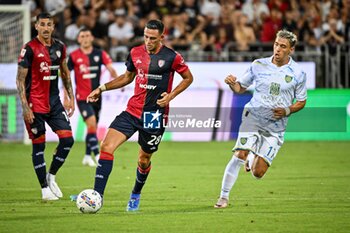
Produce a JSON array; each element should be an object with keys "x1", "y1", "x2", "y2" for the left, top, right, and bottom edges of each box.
[{"x1": 14, "y1": 0, "x2": 350, "y2": 60}]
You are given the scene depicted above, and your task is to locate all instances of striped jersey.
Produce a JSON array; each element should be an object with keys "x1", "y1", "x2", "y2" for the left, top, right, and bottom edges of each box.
[
  {"x1": 18, "y1": 37, "x2": 66, "y2": 113},
  {"x1": 125, "y1": 45, "x2": 189, "y2": 118},
  {"x1": 67, "y1": 48, "x2": 112, "y2": 101}
]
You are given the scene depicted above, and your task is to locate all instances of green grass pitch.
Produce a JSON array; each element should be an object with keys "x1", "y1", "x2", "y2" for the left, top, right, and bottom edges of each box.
[{"x1": 0, "y1": 141, "x2": 349, "y2": 233}]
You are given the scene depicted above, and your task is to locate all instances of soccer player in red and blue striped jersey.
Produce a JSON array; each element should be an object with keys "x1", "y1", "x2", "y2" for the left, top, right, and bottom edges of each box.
[
  {"x1": 16, "y1": 13, "x2": 75, "y2": 201},
  {"x1": 86, "y1": 19, "x2": 193, "y2": 211},
  {"x1": 67, "y1": 28, "x2": 118, "y2": 167}
]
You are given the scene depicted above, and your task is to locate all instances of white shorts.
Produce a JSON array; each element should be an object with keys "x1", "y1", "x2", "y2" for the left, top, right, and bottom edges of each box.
[{"x1": 233, "y1": 109, "x2": 285, "y2": 166}]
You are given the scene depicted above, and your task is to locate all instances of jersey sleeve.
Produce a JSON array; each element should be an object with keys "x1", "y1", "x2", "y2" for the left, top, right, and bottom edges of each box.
[
  {"x1": 61, "y1": 43, "x2": 67, "y2": 64},
  {"x1": 18, "y1": 44, "x2": 33, "y2": 68},
  {"x1": 67, "y1": 54, "x2": 74, "y2": 71},
  {"x1": 125, "y1": 52, "x2": 136, "y2": 72},
  {"x1": 238, "y1": 64, "x2": 255, "y2": 88},
  {"x1": 171, "y1": 53, "x2": 189, "y2": 74},
  {"x1": 295, "y1": 71, "x2": 307, "y2": 101},
  {"x1": 101, "y1": 50, "x2": 113, "y2": 65}
]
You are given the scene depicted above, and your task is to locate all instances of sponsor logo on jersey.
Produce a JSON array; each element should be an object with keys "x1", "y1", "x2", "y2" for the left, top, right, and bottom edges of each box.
[
  {"x1": 136, "y1": 59, "x2": 142, "y2": 64},
  {"x1": 158, "y1": 59, "x2": 165, "y2": 67},
  {"x1": 94, "y1": 56, "x2": 100, "y2": 62},
  {"x1": 38, "y1": 53, "x2": 44, "y2": 57},
  {"x1": 83, "y1": 73, "x2": 97, "y2": 79},
  {"x1": 49, "y1": 65, "x2": 60, "y2": 70},
  {"x1": 146, "y1": 74, "x2": 162, "y2": 80},
  {"x1": 136, "y1": 68, "x2": 146, "y2": 81},
  {"x1": 40, "y1": 62, "x2": 50, "y2": 73},
  {"x1": 89, "y1": 66, "x2": 99, "y2": 71},
  {"x1": 285, "y1": 75, "x2": 293, "y2": 83},
  {"x1": 43, "y1": 75, "x2": 57, "y2": 80},
  {"x1": 269, "y1": 82, "x2": 280, "y2": 96},
  {"x1": 79, "y1": 64, "x2": 88, "y2": 73},
  {"x1": 139, "y1": 83, "x2": 156, "y2": 90},
  {"x1": 77, "y1": 58, "x2": 83, "y2": 63},
  {"x1": 240, "y1": 137, "x2": 247, "y2": 145},
  {"x1": 143, "y1": 110, "x2": 162, "y2": 129},
  {"x1": 56, "y1": 50, "x2": 61, "y2": 58}
]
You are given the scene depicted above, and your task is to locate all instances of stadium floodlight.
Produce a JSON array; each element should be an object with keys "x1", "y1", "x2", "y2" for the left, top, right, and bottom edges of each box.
[{"x1": 0, "y1": 4, "x2": 30, "y2": 63}]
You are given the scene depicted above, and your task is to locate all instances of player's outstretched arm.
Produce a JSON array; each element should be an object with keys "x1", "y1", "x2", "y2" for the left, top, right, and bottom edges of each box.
[
  {"x1": 273, "y1": 100, "x2": 306, "y2": 119},
  {"x1": 87, "y1": 70, "x2": 136, "y2": 103},
  {"x1": 225, "y1": 74, "x2": 246, "y2": 94},
  {"x1": 106, "y1": 63, "x2": 118, "y2": 79},
  {"x1": 60, "y1": 59, "x2": 75, "y2": 117},
  {"x1": 157, "y1": 69, "x2": 193, "y2": 107},
  {"x1": 16, "y1": 66, "x2": 34, "y2": 124}
]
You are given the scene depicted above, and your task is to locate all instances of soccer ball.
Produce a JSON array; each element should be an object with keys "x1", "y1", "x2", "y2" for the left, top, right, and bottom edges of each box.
[{"x1": 76, "y1": 189, "x2": 102, "y2": 214}]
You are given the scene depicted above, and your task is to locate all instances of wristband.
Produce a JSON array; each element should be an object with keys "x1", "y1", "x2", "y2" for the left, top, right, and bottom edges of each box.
[
  {"x1": 99, "y1": 84, "x2": 106, "y2": 92},
  {"x1": 284, "y1": 107, "x2": 291, "y2": 116}
]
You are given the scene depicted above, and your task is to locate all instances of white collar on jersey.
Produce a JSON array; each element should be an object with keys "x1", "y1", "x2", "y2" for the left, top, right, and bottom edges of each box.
[{"x1": 269, "y1": 55, "x2": 293, "y2": 68}]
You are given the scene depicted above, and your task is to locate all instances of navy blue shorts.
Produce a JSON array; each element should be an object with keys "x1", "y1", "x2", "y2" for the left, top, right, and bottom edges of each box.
[
  {"x1": 109, "y1": 111, "x2": 165, "y2": 154},
  {"x1": 77, "y1": 99, "x2": 102, "y2": 123},
  {"x1": 25, "y1": 102, "x2": 72, "y2": 139}
]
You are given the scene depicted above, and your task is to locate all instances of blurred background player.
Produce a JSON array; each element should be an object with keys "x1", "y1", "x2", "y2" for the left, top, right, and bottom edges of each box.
[
  {"x1": 67, "y1": 28, "x2": 118, "y2": 167},
  {"x1": 16, "y1": 12, "x2": 75, "y2": 201},
  {"x1": 214, "y1": 29, "x2": 307, "y2": 208},
  {"x1": 86, "y1": 19, "x2": 193, "y2": 211}
]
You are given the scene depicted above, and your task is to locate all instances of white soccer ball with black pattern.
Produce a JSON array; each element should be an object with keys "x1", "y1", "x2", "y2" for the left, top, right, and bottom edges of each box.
[{"x1": 76, "y1": 189, "x2": 102, "y2": 214}]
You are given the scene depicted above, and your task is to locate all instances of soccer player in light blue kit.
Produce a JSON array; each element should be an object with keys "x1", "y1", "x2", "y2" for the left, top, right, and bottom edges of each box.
[{"x1": 214, "y1": 29, "x2": 307, "y2": 208}]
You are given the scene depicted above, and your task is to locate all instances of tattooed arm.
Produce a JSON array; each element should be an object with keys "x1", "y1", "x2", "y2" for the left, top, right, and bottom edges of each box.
[
  {"x1": 16, "y1": 66, "x2": 34, "y2": 124},
  {"x1": 60, "y1": 59, "x2": 75, "y2": 117}
]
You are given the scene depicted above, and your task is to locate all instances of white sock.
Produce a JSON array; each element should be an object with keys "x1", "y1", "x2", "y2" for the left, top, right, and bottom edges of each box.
[
  {"x1": 220, "y1": 156, "x2": 245, "y2": 199},
  {"x1": 247, "y1": 152, "x2": 255, "y2": 170}
]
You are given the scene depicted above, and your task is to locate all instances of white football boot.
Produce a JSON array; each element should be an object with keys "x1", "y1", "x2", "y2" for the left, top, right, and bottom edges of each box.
[
  {"x1": 46, "y1": 173, "x2": 63, "y2": 198},
  {"x1": 94, "y1": 154, "x2": 100, "y2": 164},
  {"x1": 214, "y1": 197, "x2": 229, "y2": 208},
  {"x1": 82, "y1": 155, "x2": 97, "y2": 167},
  {"x1": 42, "y1": 187, "x2": 59, "y2": 201}
]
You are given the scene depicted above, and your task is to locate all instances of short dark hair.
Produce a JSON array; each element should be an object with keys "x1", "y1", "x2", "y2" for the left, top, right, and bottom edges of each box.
[
  {"x1": 145, "y1": 20, "x2": 164, "y2": 34},
  {"x1": 36, "y1": 12, "x2": 53, "y2": 22},
  {"x1": 77, "y1": 27, "x2": 91, "y2": 37}
]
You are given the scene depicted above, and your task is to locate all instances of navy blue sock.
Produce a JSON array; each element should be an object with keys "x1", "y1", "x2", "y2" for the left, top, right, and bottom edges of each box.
[
  {"x1": 32, "y1": 142, "x2": 47, "y2": 188},
  {"x1": 132, "y1": 163, "x2": 151, "y2": 194},
  {"x1": 49, "y1": 136, "x2": 74, "y2": 175},
  {"x1": 94, "y1": 151, "x2": 114, "y2": 196},
  {"x1": 85, "y1": 133, "x2": 91, "y2": 156},
  {"x1": 87, "y1": 133, "x2": 99, "y2": 156}
]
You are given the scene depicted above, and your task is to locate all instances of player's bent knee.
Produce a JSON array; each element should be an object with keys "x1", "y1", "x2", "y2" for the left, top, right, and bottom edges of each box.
[
  {"x1": 234, "y1": 150, "x2": 249, "y2": 160},
  {"x1": 138, "y1": 151, "x2": 152, "y2": 169},
  {"x1": 60, "y1": 136, "x2": 74, "y2": 147},
  {"x1": 100, "y1": 140, "x2": 115, "y2": 154},
  {"x1": 251, "y1": 168, "x2": 266, "y2": 179},
  {"x1": 138, "y1": 157, "x2": 151, "y2": 169}
]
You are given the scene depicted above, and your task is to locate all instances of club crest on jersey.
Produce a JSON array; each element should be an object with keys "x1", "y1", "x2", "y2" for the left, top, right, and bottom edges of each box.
[
  {"x1": 285, "y1": 75, "x2": 293, "y2": 83},
  {"x1": 240, "y1": 137, "x2": 247, "y2": 145},
  {"x1": 158, "y1": 60, "x2": 165, "y2": 68},
  {"x1": 94, "y1": 56, "x2": 100, "y2": 62},
  {"x1": 56, "y1": 50, "x2": 61, "y2": 58}
]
